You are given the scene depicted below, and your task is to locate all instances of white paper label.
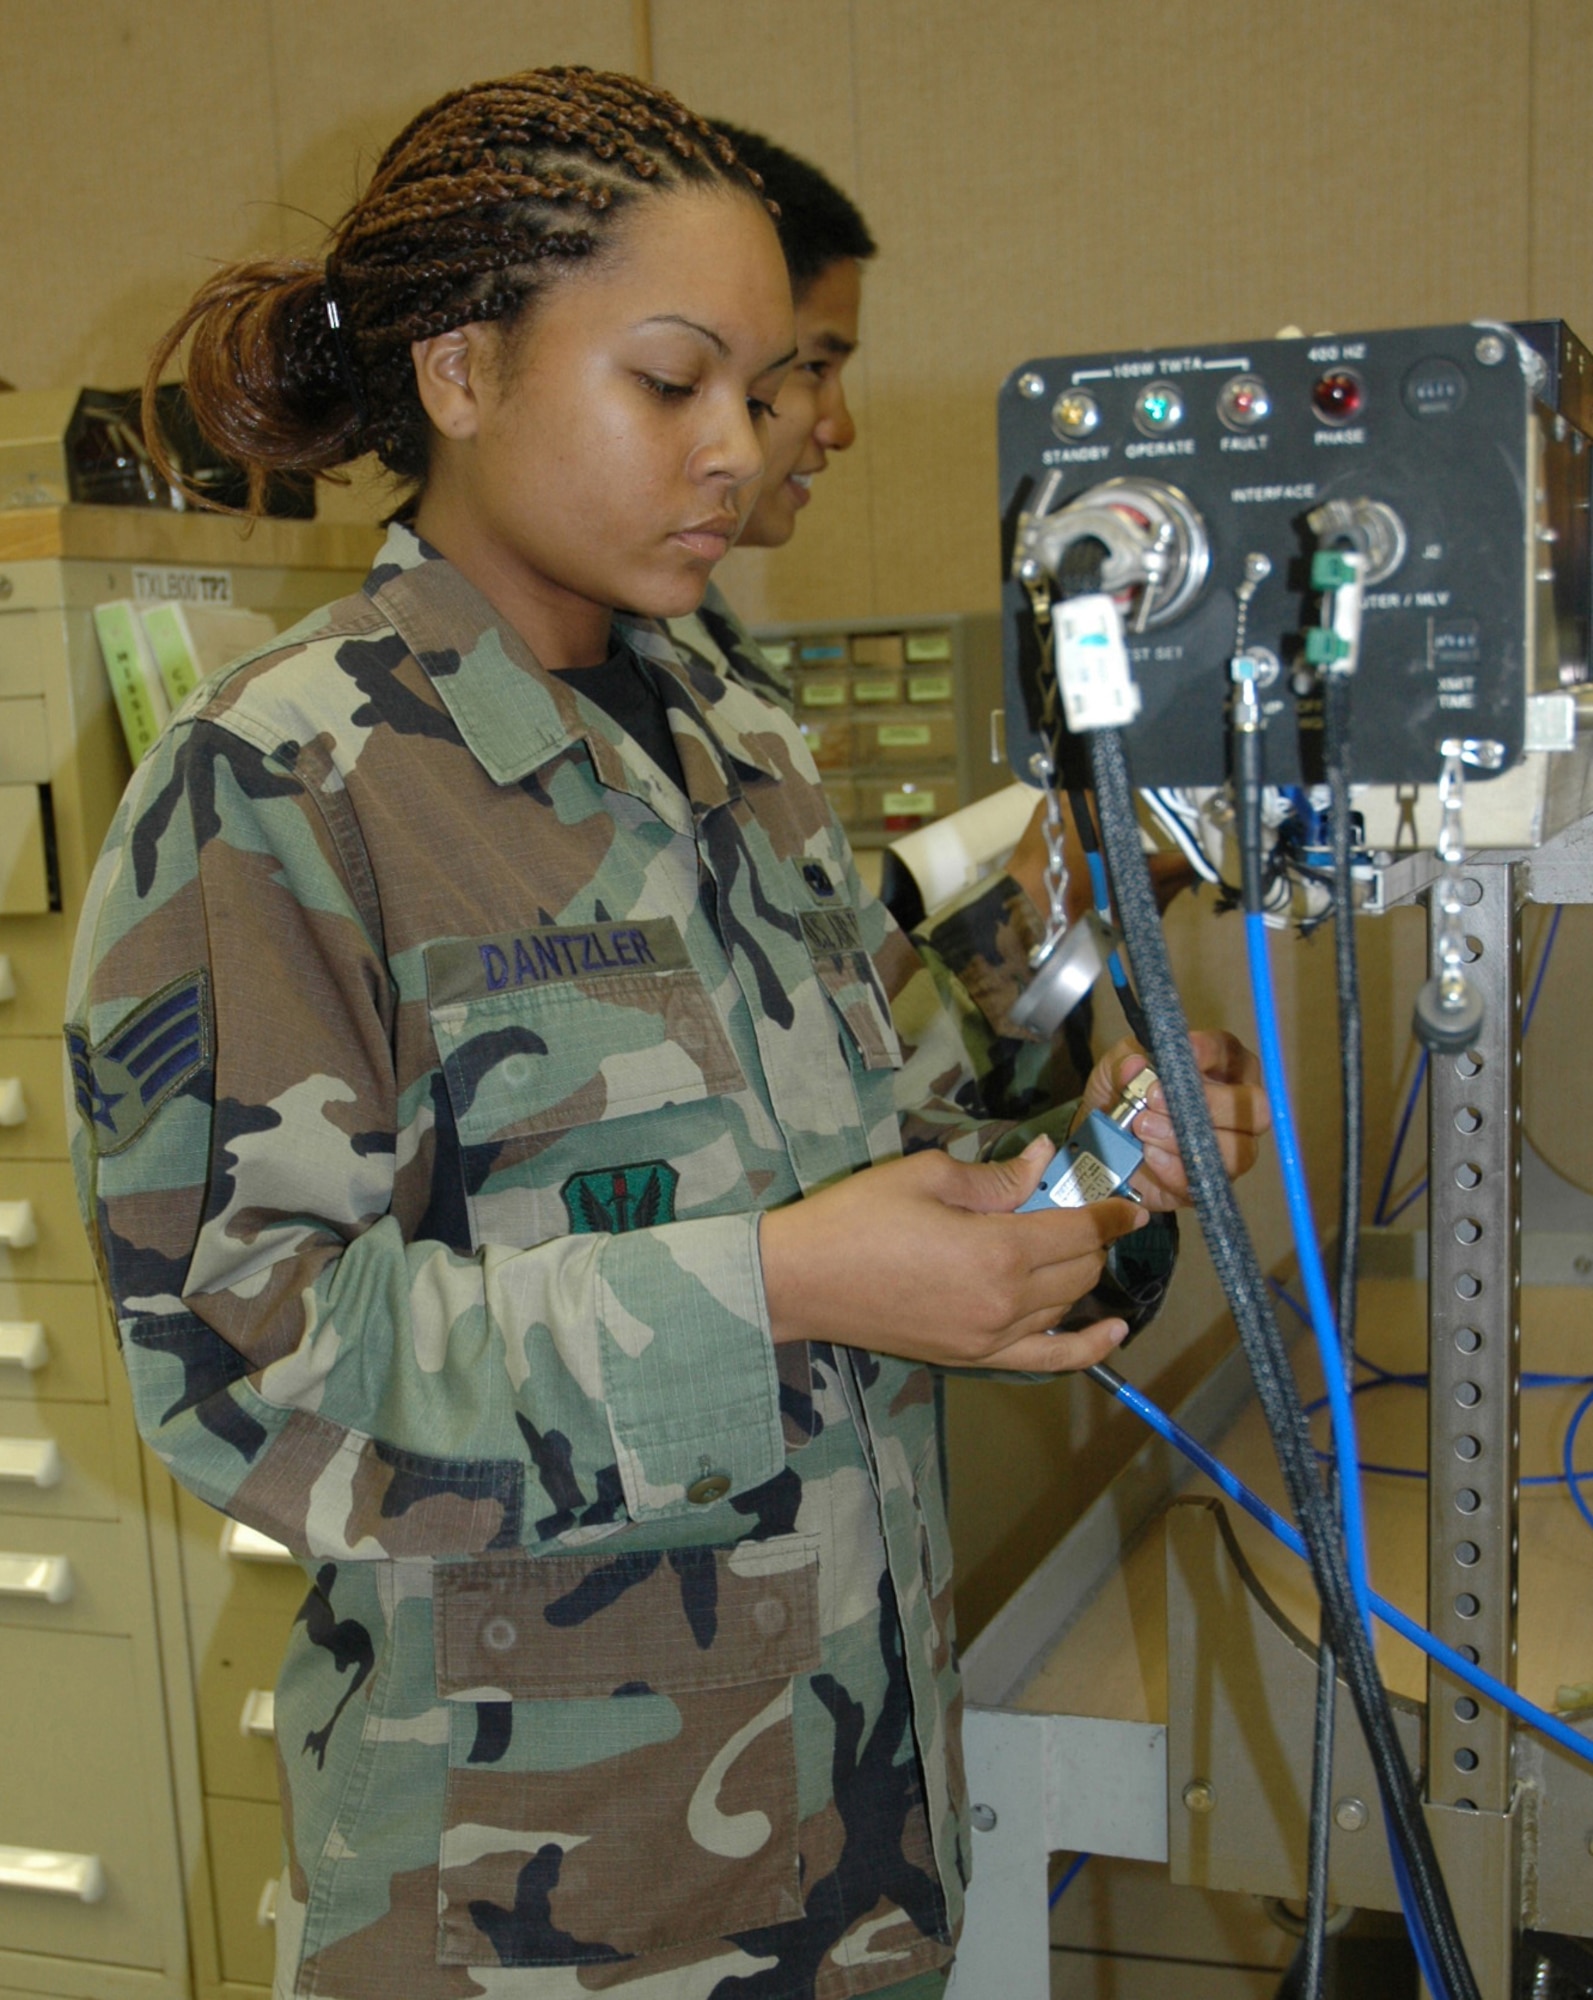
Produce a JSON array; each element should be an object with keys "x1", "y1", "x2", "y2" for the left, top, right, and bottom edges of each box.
[{"x1": 1055, "y1": 593, "x2": 1141, "y2": 732}]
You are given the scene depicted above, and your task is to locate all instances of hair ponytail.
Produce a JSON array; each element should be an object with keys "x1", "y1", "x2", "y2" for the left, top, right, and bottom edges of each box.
[{"x1": 145, "y1": 68, "x2": 767, "y2": 513}]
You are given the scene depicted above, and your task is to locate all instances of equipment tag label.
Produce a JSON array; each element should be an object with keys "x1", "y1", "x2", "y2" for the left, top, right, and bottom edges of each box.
[{"x1": 132, "y1": 566, "x2": 234, "y2": 605}]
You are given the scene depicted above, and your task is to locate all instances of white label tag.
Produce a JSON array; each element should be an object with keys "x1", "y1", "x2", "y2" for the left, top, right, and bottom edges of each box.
[
  {"x1": 132, "y1": 566, "x2": 233, "y2": 606},
  {"x1": 1042, "y1": 1148, "x2": 1121, "y2": 1209},
  {"x1": 1054, "y1": 593, "x2": 1141, "y2": 732}
]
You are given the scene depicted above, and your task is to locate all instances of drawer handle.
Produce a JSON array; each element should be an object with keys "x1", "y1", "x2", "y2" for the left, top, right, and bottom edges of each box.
[
  {"x1": 0, "y1": 1551, "x2": 73, "y2": 1602},
  {"x1": 239, "y1": 1689, "x2": 276, "y2": 1739},
  {"x1": 0, "y1": 1201, "x2": 37, "y2": 1250},
  {"x1": 0, "y1": 956, "x2": 13, "y2": 1004},
  {"x1": 0, "y1": 1438, "x2": 61, "y2": 1487},
  {"x1": 257, "y1": 1876, "x2": 279, "y2": 1927},
  {"x1": 0, "y1": 1080, "x2": 24, "y2": 1128},
  {"x1": 219, "y1": 1519, "x2": 293, "y2": 1564},
  {"x1": 0, "y1": 1322, "x2": 47, "y2": 1371},
  {"x1": 0, "y1": 1844, "x2": 104, "y2": 1902}
]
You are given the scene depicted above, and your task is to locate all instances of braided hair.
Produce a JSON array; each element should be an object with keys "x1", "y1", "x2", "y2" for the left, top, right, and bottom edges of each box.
[{"x1": 144, "y1": 68, "x2": 768, "y2": 508}]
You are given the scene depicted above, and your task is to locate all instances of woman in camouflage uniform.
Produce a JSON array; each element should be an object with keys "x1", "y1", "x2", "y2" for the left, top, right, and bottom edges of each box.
[{"x1": 67, "y1": 69, "x2": 1265, "y2": 2000}]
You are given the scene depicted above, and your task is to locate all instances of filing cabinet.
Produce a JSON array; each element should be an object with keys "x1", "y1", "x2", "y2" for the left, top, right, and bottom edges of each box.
[
  {"x1": 751, "y1": 613, "x2": 1006, "y2": 845},
  {"x1": 0, "y1": 505, "x2": 374, "y2": 2000}
]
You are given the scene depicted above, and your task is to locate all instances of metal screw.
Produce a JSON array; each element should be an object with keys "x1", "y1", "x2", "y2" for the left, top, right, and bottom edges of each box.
[
  {"x1": 1574, "y1": 1255, "x2": 1592, "y2": 1277},
  {"x1": 1335, "y1": 1796, "x2": 1368, "y2": 1832},
  {"x1": 969, "y1": 1802, "x2": 998, "y2": 1833},
  {"x1": 1182, "y1": 1780, "x2": 1216, "y2": 1814},
  {"x1": 0, "y1": 574, "x2": 12, "y2": 600},
  {"x1": 1475, "y1": 334, "x2": 1508, "y2": 367},
  {"x1": 1017, "y1": 371, "x2": 1047, "y2": 400}
]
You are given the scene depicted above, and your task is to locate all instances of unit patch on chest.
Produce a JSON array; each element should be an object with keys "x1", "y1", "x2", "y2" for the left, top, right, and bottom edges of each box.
[
  {"x1": 563, "y1": 1161, "x2": 680, "y2": 1234},
  {"x1": 426, "y1": 916, "x2": 691, "y2": 1004}
]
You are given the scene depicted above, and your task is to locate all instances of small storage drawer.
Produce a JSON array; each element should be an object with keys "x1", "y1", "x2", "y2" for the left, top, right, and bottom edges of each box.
[
  {"x1": 853, "y1": 711, "x2": 960, "y2": 766},
  {"x1": 206, "y1": 1795, "x2": 284, "y2": 1989},
  {"x1": 0, "y1": 1037, "x2": 69, "y2": 1162},
  {"x1": 0, "y1": 1278, "x2": 108, "y2": 1404},
  {"x1": 0, "y1": 1626, "x2": 170, "y2": 1968},
  {"x1": 0, "y1": 1400, "x2": 121, "y2": 1522},
  {"x1": 0, "y1": 1514, "x2": 148, "y2": 1636},
  {"x1": 0, "y1": 921, "x2": 75, "y2": 1039},
  {"x1": 796, "y1": 714, "x2": 854, "y2": 771},
  {"x1": 177, "y1": 1486, "x2": 307, "y2": 1617},
  {"x1": 192, "y1": 1595, "x2": 298, "y2": 1805},
  {"x1": 0, "y1": 1163, "x2": 95, "y2": 1283}
]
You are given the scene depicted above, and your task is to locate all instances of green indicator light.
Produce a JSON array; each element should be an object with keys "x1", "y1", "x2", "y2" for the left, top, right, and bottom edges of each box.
[{"x1": 1133, "y1": 380, "x2": 1185, "y2": 436}]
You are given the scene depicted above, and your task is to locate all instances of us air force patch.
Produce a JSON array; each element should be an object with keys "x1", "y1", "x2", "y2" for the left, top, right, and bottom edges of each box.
[
  {"x1": 563, "y1": 1162, "x2": 679, "y2": 1234},
  {"x1": 67, "y1": 972, "x2": 210, "y2": 1156}
]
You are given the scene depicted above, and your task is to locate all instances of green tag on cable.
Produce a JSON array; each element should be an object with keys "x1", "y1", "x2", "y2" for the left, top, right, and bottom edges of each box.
[
  {"x1": 1311, "y1": 550, "x2": 1359, "y2": 589},
  {"x1": 1305, "y1": 628, "x2": 1353, "y2": 666}
]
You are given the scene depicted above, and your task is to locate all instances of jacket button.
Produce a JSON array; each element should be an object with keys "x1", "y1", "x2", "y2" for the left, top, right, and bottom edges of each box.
[
  {"x1": 482, "y1": 1616, "x2": 518, "y2": 1652},
  {"x1": 752, "y1": 1597, "x2": 788, "y2": 1636},
  {"x1": 686, "y1": 1472, "x2": 731, "y2": 1505}
]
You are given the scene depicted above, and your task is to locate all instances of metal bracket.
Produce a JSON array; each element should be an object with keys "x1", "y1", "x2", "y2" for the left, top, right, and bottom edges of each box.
[{"x1": 1165, "y1": 1496, "x2": 1422, "y2": 1911}]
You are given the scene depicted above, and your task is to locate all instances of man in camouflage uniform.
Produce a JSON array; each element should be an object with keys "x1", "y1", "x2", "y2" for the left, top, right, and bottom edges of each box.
[{"x1": 68, "y1": 525, "x2": 1146, "y2": 1997}]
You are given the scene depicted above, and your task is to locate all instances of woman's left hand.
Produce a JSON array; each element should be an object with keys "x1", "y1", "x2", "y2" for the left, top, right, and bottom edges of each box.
[{"x1": 1079, "y1": 1031, "x2": 1270, "y2": 1211}]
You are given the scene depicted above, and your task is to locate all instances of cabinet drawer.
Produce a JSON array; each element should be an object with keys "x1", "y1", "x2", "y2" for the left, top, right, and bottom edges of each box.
[
  {"x1": 0, "y1": 1162, "x2": 94, "y2": 1282},
  {"x1": 191, "y1": 1594, "x2": 297, "y2": 1805},
  {"x1": 0, "y1": 917, "x2": 74, "y2": 1038},
  {"x1": 0, "y1": 1400, "x2": 120, "y2": 1522},
  {"x1": 206, "y1": 1795, "x2": 283, "y2": 1989},
  {"x1": 0, "y1": 1626, "x2": 170, "y2": 1968},
  {"x1": 0, "y1": 1037, "x2": 69, "y2": 1161},
  {"x1": 0, "y1": 1277, "x2": 108, "y2": 1403},
  {"x1": 0, "y1": 1515, "x2": 147, "y2": 1636},
  {"x1": 177, "y1": 1486, "x2": 307, "y2": 1617}
]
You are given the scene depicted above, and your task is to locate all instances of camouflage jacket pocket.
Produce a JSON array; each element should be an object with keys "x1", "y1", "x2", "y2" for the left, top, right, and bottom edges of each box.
[
  {"x1": 428, "y1": 939, "x2": 747, "y2": 1152},
  {"x1": 802, "y1": 931, "x2": 903, "y2": 1077},
  {"x1": 432, "y1": 1535, "x2": 819, "y2": 1966}
]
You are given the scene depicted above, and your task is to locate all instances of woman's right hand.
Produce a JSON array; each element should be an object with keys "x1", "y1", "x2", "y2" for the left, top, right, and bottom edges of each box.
[{"x1": 758, "y1": 1135, "x2": 1146, "y2": 1374}]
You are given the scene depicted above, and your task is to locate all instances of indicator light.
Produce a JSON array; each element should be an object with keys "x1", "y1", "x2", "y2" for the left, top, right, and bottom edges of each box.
[
  {"x1": 1051, "y1": 390, "x2": 1102, "y2": 441},
  {"x1": 1312, "y1": 369, "x2": 1364, "y2": 425},
  {"x1": 1217, "y1": 373, "x2": 1271, "y2": 430},
  {"x1": 1132, "y1": 381, "x2": 1184, "y2": 436}
]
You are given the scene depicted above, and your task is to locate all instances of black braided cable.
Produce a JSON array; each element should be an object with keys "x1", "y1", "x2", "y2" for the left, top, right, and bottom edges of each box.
[{"x1": 1087, "y1": 722, "x2": 1478, "y2": 2000}]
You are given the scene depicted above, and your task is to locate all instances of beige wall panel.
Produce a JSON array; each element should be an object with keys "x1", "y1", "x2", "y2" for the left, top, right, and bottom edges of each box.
[
  {"x1": 0, "y1": 0, "x2": 637, "y2": 512},
  {"x1": 845, "y1": 0, "x2": 1531, "y2": 619},
  {"x1": 266, "y1": 0, "x2": 636, "y2": 259},
  {"x1": 655, "y1": 0, "x2": 879, "y2": 625},
  {"x1": 0, "y1": 0, "x2": 279, "y2": 392},
  {"x1": 1530, "y1": 0, "x2": 1593, "y2": 333}
]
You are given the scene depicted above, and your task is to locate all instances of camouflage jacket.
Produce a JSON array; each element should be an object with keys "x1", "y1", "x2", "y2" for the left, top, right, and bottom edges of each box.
[
  {"x1": 67, "y1": 526, "x2": 1039, "y2": 1999},
  {"x1": 664, "y1": 584, "x2": 1089, "y2": 1120}
]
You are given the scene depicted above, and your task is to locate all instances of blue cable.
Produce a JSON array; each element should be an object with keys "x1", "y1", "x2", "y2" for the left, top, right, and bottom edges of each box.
[
  {"x1": 1565, "y1": 1388, "x2": 1593, "y2": 1538},
  {"x1": 1047, "y1": 1850, "x2": 1090, "y2": 1910},
  {"x1": 1245, "y1": 913, "x2": 1374, "y2": 1622},
  {"x1": 1244, "y1": 908, "x2": 1453, "y2": 1999},
  {"x1": 1086, "y1": 1363, "x2": 1593, "y2": 1773}
]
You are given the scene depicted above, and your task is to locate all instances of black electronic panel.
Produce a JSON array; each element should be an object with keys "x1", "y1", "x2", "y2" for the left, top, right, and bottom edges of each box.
[{"x1": 998, "y1": 324, "x2": 1587, "y2": 789}]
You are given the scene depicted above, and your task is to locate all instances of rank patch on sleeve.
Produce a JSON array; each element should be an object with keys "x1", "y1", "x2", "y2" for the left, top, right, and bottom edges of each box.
[
  {"x1": 563, "y1": 1162, "x2": 679, "y2": 1234},
  {"x1": 68, "y1": 972, "x2": 210, "y2": 1155}
]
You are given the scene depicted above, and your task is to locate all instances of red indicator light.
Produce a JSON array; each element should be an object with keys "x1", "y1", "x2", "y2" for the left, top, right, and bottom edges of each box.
[{"x1": 1312, "y1": 370, "x2": 1364, "y2": 425}]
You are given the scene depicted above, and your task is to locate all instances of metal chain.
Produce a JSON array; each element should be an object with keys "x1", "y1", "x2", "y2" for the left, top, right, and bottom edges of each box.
[{"x1": 1433, "y1": 738, "x2": 1470, "y2": 1011}]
